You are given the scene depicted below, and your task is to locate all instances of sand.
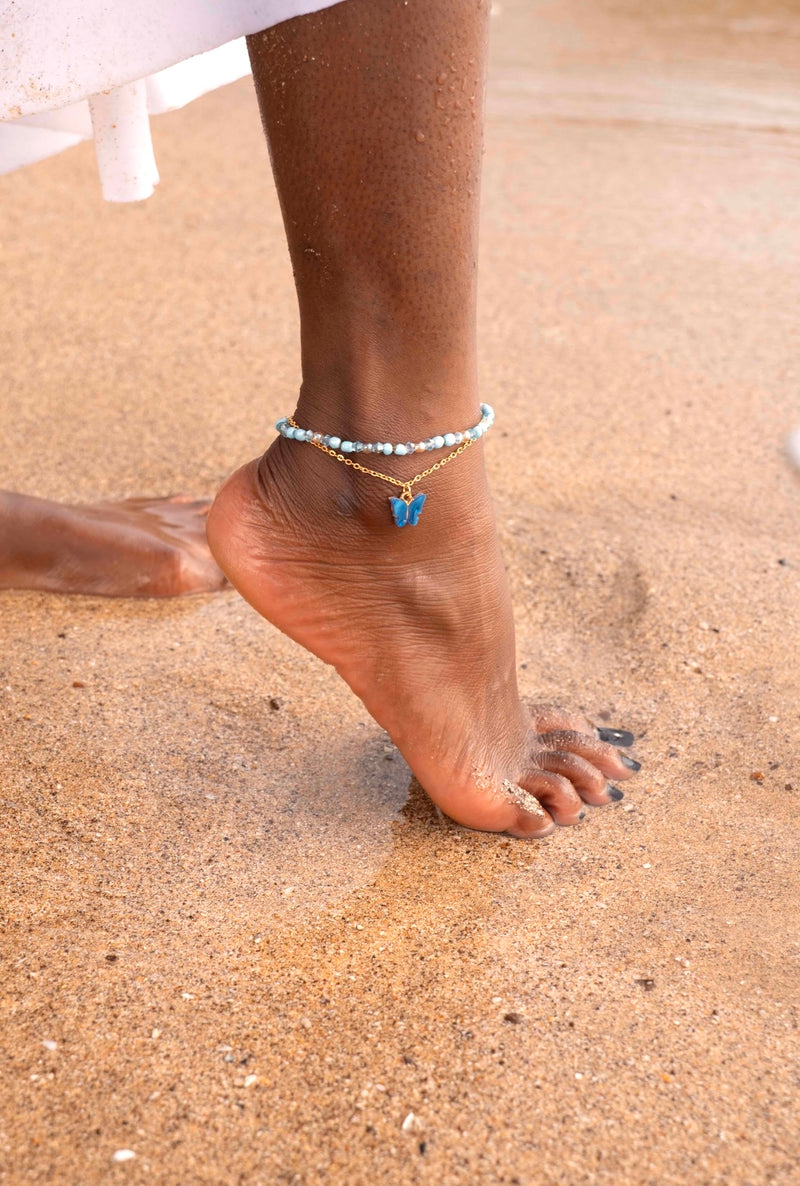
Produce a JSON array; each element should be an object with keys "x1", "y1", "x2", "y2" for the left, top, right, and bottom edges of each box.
[{"x1": 1, "y1": 1, "x2": 799, "y2": 1182}]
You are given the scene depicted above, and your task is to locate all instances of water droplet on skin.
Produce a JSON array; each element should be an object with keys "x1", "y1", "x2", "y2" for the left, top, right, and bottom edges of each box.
[{"x1": 414, "y1": 130, "x2": 426, "y2": 142}]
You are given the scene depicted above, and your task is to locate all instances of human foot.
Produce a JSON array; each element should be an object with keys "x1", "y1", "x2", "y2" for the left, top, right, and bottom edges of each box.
[
  {"x1": 206, "y1": 435, "x2": 639, "y2": 837},
  {"x1": 0, "y1": 491, "x2": 227, "y2": 597}
]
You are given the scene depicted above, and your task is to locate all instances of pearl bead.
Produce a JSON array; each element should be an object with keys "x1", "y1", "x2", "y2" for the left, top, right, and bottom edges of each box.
[{"x1": 415, "y1": 442, "x2": 427, "y2": 452}]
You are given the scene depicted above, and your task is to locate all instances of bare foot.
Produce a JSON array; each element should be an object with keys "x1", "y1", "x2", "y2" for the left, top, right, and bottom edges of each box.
[
  {"x1": 0, "y1": 491, "x2": 227, "y2": 597},
  {"x1": 206, "y1": 438, "x2": 639, "y2": 837}
]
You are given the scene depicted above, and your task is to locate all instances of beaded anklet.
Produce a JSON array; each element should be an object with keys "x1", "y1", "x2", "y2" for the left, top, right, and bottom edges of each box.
[{"x1": 275, "y1": 403, "x2": 495, "y2": 527}]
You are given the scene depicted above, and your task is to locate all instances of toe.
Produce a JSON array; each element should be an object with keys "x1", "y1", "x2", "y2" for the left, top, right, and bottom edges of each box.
[
  {"x1": 517, "y1": 770, "x2": 584, "y2": 826},
  {"x1": 535, "y1": 729, "x2": 640, "y2": 782},
  {"x1": 499, "y1": 780, "x2": 557, "y2": 839},
  {"x1": 534, "y1": 749, "x2": 617, "y2": 806}
]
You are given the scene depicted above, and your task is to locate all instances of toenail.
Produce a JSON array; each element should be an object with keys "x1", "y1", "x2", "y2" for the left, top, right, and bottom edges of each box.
[
  {"x1": 619, "y1": 754, "x2": 641, "y2": 771},
  {"x1": 608, "y1": 786, "x2": 625, "y2": 801},
  {"x1": 598, "y1": 727, "x2": 635, "y2": 746}
]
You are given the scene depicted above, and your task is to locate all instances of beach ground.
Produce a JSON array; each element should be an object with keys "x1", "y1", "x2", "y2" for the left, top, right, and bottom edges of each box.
[{"x1": 1, "y1": 1, "x2": 799, "y2": 1182}]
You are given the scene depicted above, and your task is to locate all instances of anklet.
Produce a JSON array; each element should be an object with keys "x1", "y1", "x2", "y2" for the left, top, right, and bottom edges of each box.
[
  {"x1": 275, "y1": 403, "x2": 494, "y2": 457},
  {"x1": 276, "y1": 403, "x2": 495, "y2": 527}
]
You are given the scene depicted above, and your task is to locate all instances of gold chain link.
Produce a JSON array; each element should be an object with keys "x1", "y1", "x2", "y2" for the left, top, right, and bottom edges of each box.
[{"x1": 286, "y1": 417, "x2": 477, "y2": 501}]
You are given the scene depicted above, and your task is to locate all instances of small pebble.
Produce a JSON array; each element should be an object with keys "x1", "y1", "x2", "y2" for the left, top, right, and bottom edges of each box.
[
  {"x1": 269, "y1": 697, "x2": 284, "y2": 711},
  {"x1": 244, "y1": 1074, "x2": 258, "y2": 1088},
  {"x1": 401, "y1": 1112, "x2": 418, "y2": 1132},
  {"x1": 112, "y1": 1150, "x2": 136, "y2": 1163},
  {"x1": 42, "y1": 1039, "x2": 58, "y2": 1051}
]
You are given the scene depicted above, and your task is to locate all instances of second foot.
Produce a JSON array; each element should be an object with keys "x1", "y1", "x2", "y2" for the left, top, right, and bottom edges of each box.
[
  {"x1": 207, "y1": 440, "x2": 639, "y2": 837},
  {"x1": 0, "y1": 491, "x2": 227, "y2": 597}
]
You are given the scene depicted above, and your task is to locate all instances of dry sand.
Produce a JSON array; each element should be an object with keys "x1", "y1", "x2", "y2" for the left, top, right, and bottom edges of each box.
[{"x1": 1, "y1": 1, "x2": 799, "y2": 1182}]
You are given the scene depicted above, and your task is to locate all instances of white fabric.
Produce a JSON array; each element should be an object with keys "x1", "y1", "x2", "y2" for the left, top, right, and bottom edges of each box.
[{"x1": 0, "y1": 0, "x2": 346, "y2": 200}]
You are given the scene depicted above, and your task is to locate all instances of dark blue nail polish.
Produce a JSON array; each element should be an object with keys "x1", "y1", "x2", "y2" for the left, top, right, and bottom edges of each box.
[
  {"x1": 578, "y1": 810, "x2": 587, "y2": 820},
  {"x1": 598, "y1": 727, "x2": 635, "y2": 747},
  {"x1": 620, "y1": 754, "x2": 641, "y2": 771},
  {"x1": 608, "y1": 786, "x2": 624, "y2": 801}
]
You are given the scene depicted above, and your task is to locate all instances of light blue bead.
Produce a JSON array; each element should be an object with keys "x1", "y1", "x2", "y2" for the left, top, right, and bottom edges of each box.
[
  {"x1": 382, "y1": 443, "x2": 393, "y2": 455},
  {"x1": 433, "y1": 435, "x2": 445, "y2": 449},
  {"x1": 341, "y1": 441, "x2": 354, "y2": 453},
  {"x1": 444, "y1": 433, "x2": 456, "y2": 447},
  {"x1": 329, "y1": 436, "x2": 341, "y2": 449},
  {"x1": 286, "y1": 426, "x2": 297, "y2": 439},
  {"x1": 395, "y1": 444, "x2": 407, "y2": 456},
  {"x1": 466, "y1": 428, "x2": 477, "y2": 440}
]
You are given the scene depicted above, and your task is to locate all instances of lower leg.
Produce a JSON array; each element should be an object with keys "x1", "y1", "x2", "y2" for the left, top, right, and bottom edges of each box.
[
  {"x1": 207, "y1": 0, "x2": 639, "y2": 834},
  {"x1": 0, "y1": 490, "x2": 225, "y2": 597}
]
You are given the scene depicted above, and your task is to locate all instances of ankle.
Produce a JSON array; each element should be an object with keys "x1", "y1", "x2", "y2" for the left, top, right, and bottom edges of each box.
[
  {"x1": 293, "y1": 380, "x2": 481, "y2": 452},
  {"x1": 260, "y1": 430, "x2": 495, "y2": 548}
]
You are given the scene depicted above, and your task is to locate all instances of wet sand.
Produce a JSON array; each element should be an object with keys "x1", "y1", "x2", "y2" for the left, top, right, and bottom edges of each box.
[{"x1": 1, "y1": 1, "x2": 799, "y2": 1182}]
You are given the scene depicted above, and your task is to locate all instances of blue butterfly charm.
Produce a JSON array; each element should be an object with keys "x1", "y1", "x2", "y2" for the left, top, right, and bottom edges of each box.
[{"x1": 389, "y1": 492, "x2": 427, "y2": 527}]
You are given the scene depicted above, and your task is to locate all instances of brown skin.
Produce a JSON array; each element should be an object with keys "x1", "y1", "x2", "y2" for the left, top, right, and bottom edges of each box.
[
  {"x1": 0, "y1": 490, "x2": 226, "y2": 597},
  {"x1": 207, "y1": 0, "x2": 639, "y2": 836}
]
